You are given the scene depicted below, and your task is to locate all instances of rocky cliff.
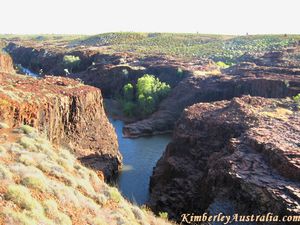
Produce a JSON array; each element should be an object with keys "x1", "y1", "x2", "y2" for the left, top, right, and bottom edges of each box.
[
  {"x1": 0, "y1": 51, "x2": 15, "y2": 74},
  {"x1": 149, "y1": 96, "x2": 300, "y2": 222},
  {"x1": 124, "y1": 50, "x2": 300, "y2": 137},
  {"x1": 0, "y1": 68, "x2": 121, "y2": 181}
]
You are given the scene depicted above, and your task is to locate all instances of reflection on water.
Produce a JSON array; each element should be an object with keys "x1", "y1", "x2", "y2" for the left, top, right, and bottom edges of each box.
[{"x1": 110, "y1": 118, "x2": 171, "y2": 205}]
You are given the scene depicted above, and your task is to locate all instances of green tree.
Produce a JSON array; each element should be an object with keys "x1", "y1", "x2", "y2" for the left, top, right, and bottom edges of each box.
[
  {"x1": 123, "y1": 83, "x2": 134, "y2": 101},
  {"x1": 121, "y1": 74, "x2": 171, "y2": 117},
  {"x1": 62, "y1": 55, "x2": 81, "y2": 72},
  {"x1": 123, "y1": 101, "x2": 136, "y2": 117},
  {"x1": 136, "y1": 74, "x2": 170, "y2": 115}
]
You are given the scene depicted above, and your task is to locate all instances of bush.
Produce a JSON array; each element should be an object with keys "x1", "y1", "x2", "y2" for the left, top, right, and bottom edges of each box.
[
  {"x1": 122, "y1": 101, "x2": 136, "y2": 117},
  {"x1": 123, "y1": 83, "x2": 134, "y2": 101},
  {"x1": 3, "y1": 208, "x2": 37, "y2": 225},
  {"x1": 43, "y1": 199, "x2": 72, "y2": 225},
  {"x1": 22, "y1": 175, "x2": 47, "y2": 191},
  {"x1": 20, "y1": 124, "x2": 36, "y2": 134},
  {"x1": 0, "y1": 122, "x2": 9, "y2": 129},
  {"x1": 62, "y1": 55, "x2": 81, "y2": 72},
  {"x1": 108, "y1": 187, "x2": 122, "y2": 203},
  {"x1": 293, "y1": 93, "x2": 300, "y2": 103},
  {"x1": 0, "y1": 164, "x2": 13, "y2": 180},
  {"x1": 216, "y1": 61, "x2": 230, "y2": 68},
  {"x1": 5, "y1": 184, "x2": 43, "y2": 212},
  {"x1": 158, "y1": 211, "x2": 168, "y2": 219},
  {"x1": 120, "y1": 74, "x2": 171, "y2": 117}
]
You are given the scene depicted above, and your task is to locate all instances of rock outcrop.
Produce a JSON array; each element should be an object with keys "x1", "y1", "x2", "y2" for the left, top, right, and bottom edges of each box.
[
  {"x1": 149, "y1": 96, "x2": 300, "y2": 222},
  {"x1": 0, "y1": 51, "x2": 15, "y2": 74},
  {"x1": 5, "y1": 42, "x2": 94, "y2": 75},
  {"x1": 124, "y1": 50, "x2": 300, "y2": 137},
  {"x1": 0, "y1": 70, "x2": 121, "y2": 181}
]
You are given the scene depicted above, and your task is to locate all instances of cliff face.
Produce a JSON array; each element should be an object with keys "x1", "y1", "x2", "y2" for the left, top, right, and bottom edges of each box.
[
  {"x1": 5, "y1": 42, "x2": 94, "y2": 75},
  {"x1": 149, "y1": 96, "x2": 300, "y2": 221},
  {"x1": 123, "y1": 49, "x2": 300, "y2": 137},
  {"x1": 0, "y1": 71, "x2": 121, "y2": 181},
  {"x1": 6, "y1": 42, "x2": 192, "y2": 98},
  {"x1": 0, "y1": 52, "x2": 15, "y2": 74},
  {"x1": 0, "y1": 126, "x2": 171, "y2": 225}
]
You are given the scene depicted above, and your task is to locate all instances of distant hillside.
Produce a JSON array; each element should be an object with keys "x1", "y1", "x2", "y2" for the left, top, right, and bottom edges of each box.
[
  {"x1": 2, "y1": 33, "x2": 300, "y2": 63},
  {"x1": 71, "y1": 32, "x2": 300, "y2": 63}
]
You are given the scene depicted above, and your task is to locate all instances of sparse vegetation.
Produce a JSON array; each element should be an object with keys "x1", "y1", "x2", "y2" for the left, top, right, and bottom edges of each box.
[
  {"x1": 20, "y1": 124, "x2": 36, "y2": 134},
  {"x1": 0, "y1": 122, "x2": 9, "y2": 129},
  {"x1": 70, "y1": 33, "x2": 300, "y2": 63},
  {"x1": 293, "y1": 93, "x2": 300, "y2": 104},
  {"x1": 0, "y1": 126, "x2": 170, "y2": 224},
  {"x1": 159, "y1": 211, "x2": 169, "y2": 219},
  {"x1": 5, "y1": 184, "x2": 43, "y2": 212}
]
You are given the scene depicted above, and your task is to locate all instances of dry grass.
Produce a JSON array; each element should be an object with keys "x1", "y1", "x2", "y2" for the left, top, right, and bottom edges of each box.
[
  {"x1": 0, "y1": 126, "x2": 172, "y2": 225},
  {"x1": 260, "y1": 107, "x2": 293, "y2": 121}
]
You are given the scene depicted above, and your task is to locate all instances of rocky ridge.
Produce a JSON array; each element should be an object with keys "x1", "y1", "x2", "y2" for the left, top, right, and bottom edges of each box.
[
  {"x1": 0, "y1": 53, "x2": 121, "y2": 180},
  {"x1": 124, "y1": 48, "x2": 300, "y2": 137}
]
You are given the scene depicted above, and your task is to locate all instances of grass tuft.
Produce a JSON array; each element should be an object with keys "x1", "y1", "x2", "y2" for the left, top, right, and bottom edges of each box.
[{"x1": 5, "y1": 184, "x2": 43, "y2": 212}]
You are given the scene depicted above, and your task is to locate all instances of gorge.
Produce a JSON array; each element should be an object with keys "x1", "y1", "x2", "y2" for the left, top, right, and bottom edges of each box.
[{"x1": 0, "y1": 34, "x2": 299, "y2": 224}]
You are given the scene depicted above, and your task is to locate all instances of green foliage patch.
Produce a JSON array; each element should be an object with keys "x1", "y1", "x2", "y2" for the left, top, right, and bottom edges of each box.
[{"x1": 120, "y1": 74, "x2": 171, "y2": 117}]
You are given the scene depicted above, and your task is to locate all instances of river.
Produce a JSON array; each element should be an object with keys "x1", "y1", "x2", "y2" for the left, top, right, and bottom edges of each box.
[
  {"x1": 20, "y1": 66, "x2": 171, "y2": 205},
  {"x1": 109, "y1": 118, "x2": 171, "y2": 205}
]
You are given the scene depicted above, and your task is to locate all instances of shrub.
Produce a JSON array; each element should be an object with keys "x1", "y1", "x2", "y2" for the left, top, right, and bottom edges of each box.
[
  {"x1": 123, "y1": 83, "x2": 134, "y2": 101},
  {"x1": 177, "y1": 68, "x2": 184, "y2": 78},
  {"x1": 108, "y1": 187, "x2": 122, "y2": 203},
  {"x1": 20, "y1": 124, "x2": 36, "y2": 134},
  {"x1": 122, "y1": 101, "x2": 136, "y2": 116},
  {"x1": 0, "y1": 164, "x2": 13, "y2": 180},
  {"x1": 43, "y1": 199, "x2": 72, "y2": 225},
  {"x1": 19, "y1": 136, "x2": 36, "y2": 150},
  {"x1": 0, "y1": 145, "x2": 6, "y2": 156},
  {"x1": 3, "y1": 208, "x2": 37, "y2": 225},
  {"x1": 293, "y1": 93, "x2": 300, "y2": 103},
  {"x1": 63, "y1": 55, "x2": 81, "y2": 72},
  {"x1": 5, "y1": 184, "x2": 43, "y2": 212},
  {"x1": 158, "y1": 211, "x2": 168, "y2": 219},
  {"x1": 216, "y1": 61, "x2": 230, "y2": 69},
  {"x1": 22, "y1": 175, "x2": 47, "y2": 191},
  {"x1": 0, "y1": 122, "x2": 9, "y2": 129},
  {"x1": 19, "y1": 154, "x2": 37, "y2": 166}
]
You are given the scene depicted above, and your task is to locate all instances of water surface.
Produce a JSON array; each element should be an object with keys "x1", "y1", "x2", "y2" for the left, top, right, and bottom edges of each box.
[{"x1": 110, "y1": 118, "x2": 171, "y2": 205}]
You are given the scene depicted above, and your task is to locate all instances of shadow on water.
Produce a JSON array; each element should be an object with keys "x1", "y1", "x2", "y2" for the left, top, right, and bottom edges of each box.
[{"x1": 109, "y1": 118, "x2": 171, "y2": 205}]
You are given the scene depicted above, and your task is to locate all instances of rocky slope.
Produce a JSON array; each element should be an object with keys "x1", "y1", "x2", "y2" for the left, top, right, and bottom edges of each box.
[
  {"x1": 0, "y1": 125, "x2": 171, "y2": 225},
  {"x1": 149, "y1": 96, "x2": 300, "y2": 222},
  {"x1": 0, "y1": 55, "x2": 121, "y2": 180},
  {"x1": 124, "y1": 49, "x2": 300, "y2": 137}
]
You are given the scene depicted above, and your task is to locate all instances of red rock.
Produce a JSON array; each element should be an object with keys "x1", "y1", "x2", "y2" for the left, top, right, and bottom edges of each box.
[{"x1": 149, "y1": 96, "x2": 300, "y2": 221}]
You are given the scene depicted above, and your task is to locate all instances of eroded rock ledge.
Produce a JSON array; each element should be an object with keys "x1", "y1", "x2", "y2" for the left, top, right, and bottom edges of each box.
[
  {"x1": 124, "y1": 49, "x2": 300, "y2": 137},
  {"x1": 0, "y1": 68, "x2": 121, "y2": 181},
  {"x1": 149, "y1": 96, "x2": 300, "y2": 222},
  {"x1": 0, "y1": 51, "x2": 15, "y2": 74}
]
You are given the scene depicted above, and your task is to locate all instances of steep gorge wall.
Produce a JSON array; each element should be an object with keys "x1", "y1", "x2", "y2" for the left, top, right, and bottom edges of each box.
[
  {"x1": 0, "y1": 51, "x2": 15, "y2": 74},
  {"x1": 123, "y1": 71, "x2": 300, "y2": 137},
  {"x1": 0, "y1": 70, "x2": 121, "y2": 181},
  {"x1": 149, "y1": 96, "x2": 300, "y2": 222}
]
